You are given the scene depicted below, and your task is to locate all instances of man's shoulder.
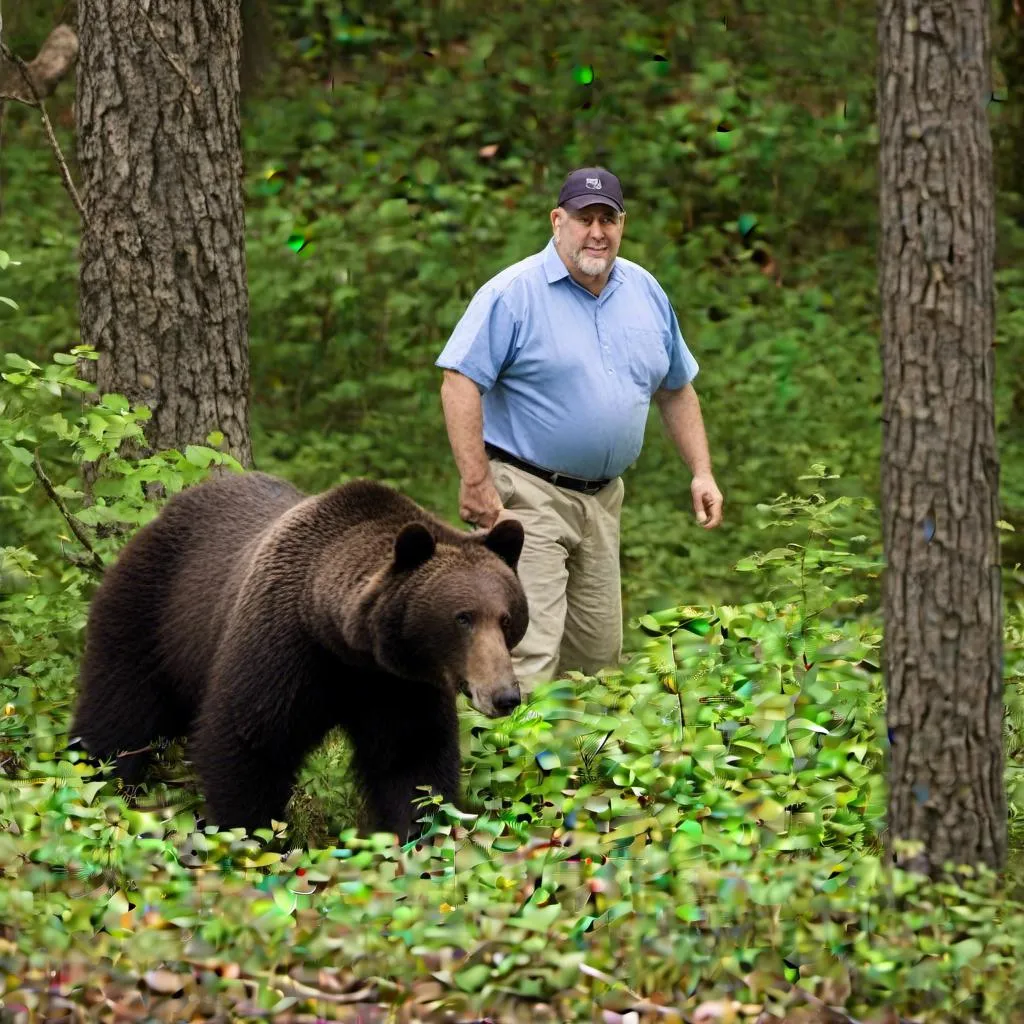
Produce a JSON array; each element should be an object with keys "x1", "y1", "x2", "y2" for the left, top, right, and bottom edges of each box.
[
  {"x1": 476, "y1": 249, "x2": 548, "y2": 304},
  {"x1": 613, "y1": 255, "x2": 667, "y2": 296}
]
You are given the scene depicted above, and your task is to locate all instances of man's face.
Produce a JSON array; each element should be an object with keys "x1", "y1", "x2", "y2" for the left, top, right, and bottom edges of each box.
[{"x1": 551, "y1": 204, "x2": 625, "y2": 278}]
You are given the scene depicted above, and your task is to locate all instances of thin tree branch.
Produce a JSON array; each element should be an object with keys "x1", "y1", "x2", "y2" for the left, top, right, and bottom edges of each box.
[
  {"x1": 0, "y1": 36, "x2": 89, "y2": 228},
  {"x1": 0, "y1": 24, "x2": 78, "y2": 104},
  {"x1": 0, "y1": 99, "x2": 7, "y2": 217},
  {"x1": 32, "y1": 450, "x2": 106, "y2": 576}
]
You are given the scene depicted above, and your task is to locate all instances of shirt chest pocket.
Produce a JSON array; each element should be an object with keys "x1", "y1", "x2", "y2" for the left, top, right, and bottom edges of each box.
[{"x1": 623, "y1": 326, "x2": 670, "y2": 392}]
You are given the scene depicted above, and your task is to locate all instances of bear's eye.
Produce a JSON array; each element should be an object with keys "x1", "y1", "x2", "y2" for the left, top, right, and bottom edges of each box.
[
  {"x1": 455, "y1": 611, "x2": 474, "y2": 629},
  {"x1": 500, "y1": 613, "x2": 511, "y2": 632}
]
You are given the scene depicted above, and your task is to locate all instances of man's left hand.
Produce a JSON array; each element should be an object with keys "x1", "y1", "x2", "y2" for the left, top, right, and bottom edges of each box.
[{"x1": 691, "y1": 473, "x2": 723, "y2": 529}]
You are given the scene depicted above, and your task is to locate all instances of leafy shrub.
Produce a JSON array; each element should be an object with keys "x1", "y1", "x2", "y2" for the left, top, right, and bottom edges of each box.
[{"x1": 3, "y1": 346, "x2": 1024, "y2": 1021}]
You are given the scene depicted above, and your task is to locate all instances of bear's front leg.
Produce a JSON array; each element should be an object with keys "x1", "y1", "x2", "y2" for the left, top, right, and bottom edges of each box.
[
  {"x1": 189, "y1": 725, "x2": 300, "y2": 832},
  {"x1": 358, "y1": 757, "x2": 461, "y2": 842},
  {"x1": 189, "y1": 641, "x2": 336, "y2": 834},
  {"x1": 345, "y1": 679, "x2": 462, "y2": 843}
]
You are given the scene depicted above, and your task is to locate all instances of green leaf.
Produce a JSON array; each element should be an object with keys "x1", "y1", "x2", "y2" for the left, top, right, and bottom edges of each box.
[
  {"x1": 3, "y1": 442, "x2": 34, "y2": 467},
  {"x1": 949, "y1": 938, "x2": 984, "y2": 968},
  {"x1": 4, "y1": 353, "x2": 37, "y2": 371},
  {"x1": 789, "y1": 719, "x2": 831, "y2": 735},
  {"x1": 311, "y1": 120, "x2": 337, "y2": 143},
  {"x1": 682, "y1": 617, "x2": 714, "y2": 636},
  {"x1": 272, "y1": 886, "x2": 296, "y2": 915},
  {"x1": 415, "y1": 157, "x2": 441, "y2": 184},
  {"x1": 184, "y1": 446, "x2": 215, "y2": 469},
  {"x1": 512, "y1": 903, "x2": 561, "y2": 932},
  {"x1": 454, "y1": 964, "x2": 491, "y2": 992}
]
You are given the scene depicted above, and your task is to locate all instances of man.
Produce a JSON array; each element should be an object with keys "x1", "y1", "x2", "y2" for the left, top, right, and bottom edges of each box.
[{"x1": 436, "y1": 166, "x2": 723, "y2": 691}]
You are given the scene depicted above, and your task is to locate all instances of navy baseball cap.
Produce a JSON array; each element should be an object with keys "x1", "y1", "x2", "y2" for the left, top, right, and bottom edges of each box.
[{"x1": 557, "y1": 167, "x2": 625, "y2": 213}]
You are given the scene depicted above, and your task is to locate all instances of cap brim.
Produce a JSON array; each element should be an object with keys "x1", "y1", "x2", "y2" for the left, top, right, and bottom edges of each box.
[{"x1": 561, "y1": 194, "x2": 624, "y2": 213}]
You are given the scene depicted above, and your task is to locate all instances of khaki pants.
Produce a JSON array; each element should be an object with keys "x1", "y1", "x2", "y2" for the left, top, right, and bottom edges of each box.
[{"x1": 490, "y1": 458, "x2": 625, "y2": 692}]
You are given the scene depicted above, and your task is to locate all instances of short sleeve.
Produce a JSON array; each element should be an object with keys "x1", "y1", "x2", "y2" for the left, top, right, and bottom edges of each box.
[
  {"x1": 660, "y1": 293, "x2": 699, "y2": 391},
  {"x1": 436, "y1": 287, "x2": 519, "y2": 392}
]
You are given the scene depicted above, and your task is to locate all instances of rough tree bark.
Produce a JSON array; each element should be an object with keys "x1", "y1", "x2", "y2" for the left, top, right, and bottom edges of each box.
[
  {"x1": 877, "y1": 0, "x2": 1006, "y2": 877},
  {"x1": 76, "y1": 0, "x2": 252, "y2": 466}
]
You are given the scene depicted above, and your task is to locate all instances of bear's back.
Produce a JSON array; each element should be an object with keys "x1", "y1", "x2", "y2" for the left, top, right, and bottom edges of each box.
[
  {"x1": 307, "y1": 478, "x2": 472, "y2": 582},
  {"x1": 149, "y1": 472, "x2": 311, "y2": 690}
]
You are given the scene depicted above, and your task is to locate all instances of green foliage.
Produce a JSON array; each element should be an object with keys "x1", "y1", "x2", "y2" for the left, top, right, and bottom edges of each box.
[
  {"x1": 0, "y1": 344, "x2": 242, "y2": 745},
  {"x1": 3, "y1": 0, "x2": 1022, "y2": 617},
  {"x1": 2, "y1": 349, "x2": 1024, "y2": 1019},
  {"x1": 2, "y1": 0, "x2": 1024, "y2": 1017}
]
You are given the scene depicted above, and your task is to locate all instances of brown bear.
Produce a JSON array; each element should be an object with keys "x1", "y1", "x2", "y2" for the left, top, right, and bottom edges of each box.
[{"x1": 70, "y1": 470, "x2": 528, "y2": 842}]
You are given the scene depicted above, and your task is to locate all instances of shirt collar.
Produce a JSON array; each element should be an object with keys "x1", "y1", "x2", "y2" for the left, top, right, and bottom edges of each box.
[{"x1": 543, "y1": 237, "x2": 570, "y2": 284}]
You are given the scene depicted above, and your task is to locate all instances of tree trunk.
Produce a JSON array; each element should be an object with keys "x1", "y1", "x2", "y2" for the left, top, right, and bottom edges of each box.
[
  {"x1": 76, "y1": 0, "x2": 252, "y2": 467},
  {"x1": 877, "y1": 0, "x2": 1005, "y2": 877}
]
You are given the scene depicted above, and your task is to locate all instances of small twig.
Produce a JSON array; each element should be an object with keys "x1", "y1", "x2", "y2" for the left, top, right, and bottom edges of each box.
[
  {"x1": 0, "y1": 100, "x2": 8, "y2": 215},
  {"x1": 32, "y1": 450, "x2": 105, "y2": 576},
  {"x1": 0, "y1": 40, "x2": 89, "y2": 228},
  {"x1": 141, "y1": 10, "x2": 201, "y2": 96},
  {"x1": 786, "y1": 984, "x2": 865, "y2": 1024},
  {"x1": 116, "y1": 743, "x2": 154, "y2": 758},
  {"x1": 579, "y1": 962, "x2": 690, "y2": 1019},
  {"x1": 227, "y1": 969, "x2": 379, "y2": 1006}
]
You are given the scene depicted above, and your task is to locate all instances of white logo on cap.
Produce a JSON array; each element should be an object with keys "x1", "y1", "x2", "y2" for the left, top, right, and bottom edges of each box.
[{"x1": 586, "y1": 177, "x2": 602, "y2": 189}]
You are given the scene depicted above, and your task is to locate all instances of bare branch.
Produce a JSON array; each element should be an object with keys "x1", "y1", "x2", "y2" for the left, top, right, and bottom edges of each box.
[
  {"x1": 0, "y1": 24, "x2": 78, "y2": 104},
  {"x1": 0, "y1": 33, "x2": 89, "y2": 228},
  {"x1": 32, "y1": 450, "x2": 106, "y2": 577}
]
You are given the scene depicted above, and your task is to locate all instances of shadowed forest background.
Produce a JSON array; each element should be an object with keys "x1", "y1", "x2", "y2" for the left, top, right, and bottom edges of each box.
[
  {"x1": 4, "y1": 0, "x2": 1020, "y2": 619},
  {"x1": 2, "y1": 0, "x2": 1024, "y2": 1020}
]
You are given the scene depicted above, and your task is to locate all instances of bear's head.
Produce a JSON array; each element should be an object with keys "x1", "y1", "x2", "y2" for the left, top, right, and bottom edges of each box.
[{"x1": 376, "y1": 517, "x2": 529, "y2": 718}]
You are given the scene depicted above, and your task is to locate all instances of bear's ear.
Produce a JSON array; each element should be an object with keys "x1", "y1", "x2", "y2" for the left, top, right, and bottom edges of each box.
[
  {"x1": 482, "y1": 517, "x2": 524, "y2": 571},
  {"x1": 393, "y1": 522, "x2": 436, "y2": 572}
]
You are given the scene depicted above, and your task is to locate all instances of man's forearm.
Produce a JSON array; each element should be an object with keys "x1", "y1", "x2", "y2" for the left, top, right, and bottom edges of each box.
[
  {"x1": 654, "y1": 383, "x2": 713, "y2": 476},
  {"x1": 440, "y1": 369, "x2": 492, "y2": 486}
]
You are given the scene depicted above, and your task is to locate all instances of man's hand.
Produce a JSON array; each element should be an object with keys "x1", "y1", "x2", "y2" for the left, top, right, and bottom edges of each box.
[
  {"x1": 460, "y1": 477, "x2": 504, "y2": 530},
  {"x1": 691, "y1": 473, "x2": 723, "y2": 529}
]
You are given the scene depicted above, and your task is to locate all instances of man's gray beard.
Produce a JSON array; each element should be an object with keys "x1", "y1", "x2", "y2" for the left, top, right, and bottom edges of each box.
[{"x1": 573, "y1": 248, "x2": 612, "y2": 277}]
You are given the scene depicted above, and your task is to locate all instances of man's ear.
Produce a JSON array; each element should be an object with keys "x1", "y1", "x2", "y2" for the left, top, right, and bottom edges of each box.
[
  {"x1": 482, "y1": 517, "x2": 524, "y2": 572},
  {"x1": 393, "y1": 522, "x2": 435, "y2": 571}
]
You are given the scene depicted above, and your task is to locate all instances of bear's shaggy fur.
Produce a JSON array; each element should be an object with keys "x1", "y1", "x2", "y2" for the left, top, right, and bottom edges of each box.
[{"x1": 71, "y1": 470, "x2": 528, "y2": 841}]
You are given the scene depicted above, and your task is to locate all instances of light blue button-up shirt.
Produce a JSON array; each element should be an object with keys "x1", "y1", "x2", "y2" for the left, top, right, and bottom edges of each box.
[{"x1": 436, "y1": 237, "x2": 699, "y2": 480}]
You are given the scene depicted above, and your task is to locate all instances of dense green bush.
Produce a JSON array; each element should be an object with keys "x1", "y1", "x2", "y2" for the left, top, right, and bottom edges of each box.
[{"x1": 3, "y1": 347, "x2": 1024, "y2": 1021}]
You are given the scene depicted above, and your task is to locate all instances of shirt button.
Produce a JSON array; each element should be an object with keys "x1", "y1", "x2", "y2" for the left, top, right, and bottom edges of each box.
[{"x1": 607, "y1": 368, "x2": 614, "y2": 374}]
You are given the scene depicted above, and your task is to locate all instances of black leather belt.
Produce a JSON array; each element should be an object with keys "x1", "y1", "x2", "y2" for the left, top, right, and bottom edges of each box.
[{"x1": 485, "y1": 443, "x2": 612, "y2": 496}]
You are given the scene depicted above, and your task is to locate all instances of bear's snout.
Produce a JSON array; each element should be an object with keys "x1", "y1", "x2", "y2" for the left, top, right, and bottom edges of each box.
[
  {"x1": 462, "y1": 676, "x2": 521, "y2": 719},
  {"x1": 491, "y1": 685, "x2": 521, "y2": 717}
]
